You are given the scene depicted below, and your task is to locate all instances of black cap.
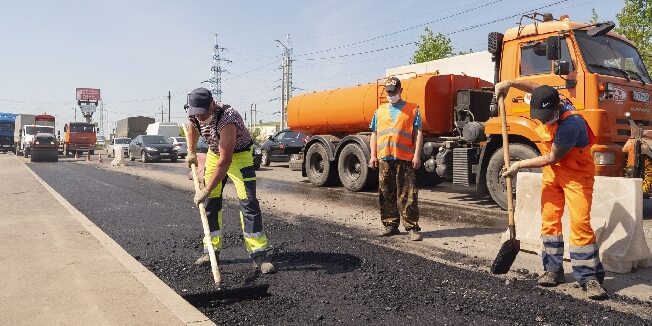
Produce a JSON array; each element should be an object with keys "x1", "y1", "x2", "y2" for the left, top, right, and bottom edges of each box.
[
  {"x1": 187, "y1": 88, "x2": 213, "y2": 115},
  {"x1": 530, "y1": 85, "x2": 560, "y2": 123},
  {"x1": 385, "y1": 77, "x2": 402, "y2": 93}
]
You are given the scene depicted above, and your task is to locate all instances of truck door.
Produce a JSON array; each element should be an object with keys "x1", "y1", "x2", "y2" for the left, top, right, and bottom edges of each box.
[{"x1": 508, "y1": 38, "x2": 581, "y2": 115}]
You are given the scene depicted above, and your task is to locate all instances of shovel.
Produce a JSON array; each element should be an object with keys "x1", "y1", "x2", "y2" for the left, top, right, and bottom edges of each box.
[
  {"x1": 490, "y1": 94, "x2": 520, "y2": 274},
  {"x1": 182, "y1": 124, "x2": 222, "y2": 288}
]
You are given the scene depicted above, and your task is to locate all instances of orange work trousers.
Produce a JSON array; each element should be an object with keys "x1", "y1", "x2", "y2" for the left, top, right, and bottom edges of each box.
[{"x1": 540, "y1": 165, "x2": 596, "y2": 247}]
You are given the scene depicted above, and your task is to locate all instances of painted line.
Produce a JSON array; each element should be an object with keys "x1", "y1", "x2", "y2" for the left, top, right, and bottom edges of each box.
[{"x1": 17, "y1": 156, "x2": 215, "y2": 326}]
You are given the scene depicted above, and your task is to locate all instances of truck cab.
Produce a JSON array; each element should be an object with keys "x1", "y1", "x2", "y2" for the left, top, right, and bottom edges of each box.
[
  {"x1": 63, "y1": 122, "x2": 97, "y2": 155},
  {"x1": 481, "y1": 14, "x2": 651, "y2": 207}
]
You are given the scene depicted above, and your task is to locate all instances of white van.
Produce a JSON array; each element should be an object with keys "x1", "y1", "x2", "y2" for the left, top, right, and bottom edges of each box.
[{"x1": 145, "y1": 122, "x2": 179, "y2": 138}]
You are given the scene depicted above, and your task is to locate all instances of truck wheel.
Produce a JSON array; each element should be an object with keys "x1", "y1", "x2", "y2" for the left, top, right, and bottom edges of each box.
[
  {"x1": 306, "y1": 142, "x2": 336, "y2": 187},
  {"x1": 89, "y1": 150, "x2": 94, "y2": 155},
  {"x1": 261, "y1": 150, "x2": 271, "y2": 166},
  {"x1": 337, "y1": 143, "x2": 375, "y2": 191},
  {"x1": 23, "y1": 148, "x2": 29, "y2": 158},
  {"x1": 486, "y1": 144, "x2": 539, "y2": 210}
]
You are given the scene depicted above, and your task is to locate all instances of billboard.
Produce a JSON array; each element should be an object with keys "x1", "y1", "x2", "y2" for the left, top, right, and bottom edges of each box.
[{"x1": 76, "y1": 88, "x2": 101, "y2": 101}]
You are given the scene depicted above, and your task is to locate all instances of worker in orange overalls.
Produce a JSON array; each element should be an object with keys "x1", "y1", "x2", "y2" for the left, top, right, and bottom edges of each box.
[
  {"x1": 369, "y1": 77, "x2": 424, "y2": 241},
  {"x1": 496, "y1": 81, "x2": 608, "y2": 300}
]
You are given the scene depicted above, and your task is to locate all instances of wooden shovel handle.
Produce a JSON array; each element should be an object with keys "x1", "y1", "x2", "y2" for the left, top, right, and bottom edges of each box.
[
  {"x1": 498, "y1": 94, "x2": 515, "y2": 227},
  {"x1": 182, "y1": 124, "x2": 221, "y2": 287}
]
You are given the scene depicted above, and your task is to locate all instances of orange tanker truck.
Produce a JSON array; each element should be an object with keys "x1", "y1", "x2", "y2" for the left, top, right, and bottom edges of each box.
[{"x1": 288, "y1": 13, "x2": 652, "y2": 209}]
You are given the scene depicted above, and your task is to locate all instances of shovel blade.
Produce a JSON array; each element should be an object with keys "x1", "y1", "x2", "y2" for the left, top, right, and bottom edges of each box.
[{"x1": 490, "y1": 238, "x2": 520, "y2": 274}]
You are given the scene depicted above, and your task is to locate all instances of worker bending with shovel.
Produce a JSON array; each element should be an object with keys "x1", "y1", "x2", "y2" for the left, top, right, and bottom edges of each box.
[
  {"x1": 495, "y1": 81, "x2": 607, "y2": 300},
  {"x1": 185, "y1": 87, "x2": 275, "y2": 274}
]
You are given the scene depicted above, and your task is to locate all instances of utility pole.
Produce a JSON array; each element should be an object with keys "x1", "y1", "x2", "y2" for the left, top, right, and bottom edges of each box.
[
  {"x1": 99, "y1": 99, "x2": 104, "y2": 137},
  {"x1": 253, "y1": 103, "x2": 257, "y2": 129},
  {"x1": 208, "y1": 34, "x2": 231, "y2": 103},
  {"x1": 275, "y1": 34, "x2": 292, "y2": 130},
  {"x1": 167, "y1": 91, "x2": 171, "y2": 122},
  {"x1": 72, "y1": 107, "x2": 77, "y2": 122},
  {"x1": 160, "y1": 103, "x2": 164, "y2": 122}
]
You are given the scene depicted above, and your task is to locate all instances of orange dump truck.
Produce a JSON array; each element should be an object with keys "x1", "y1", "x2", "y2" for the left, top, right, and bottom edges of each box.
[{"x1": 288, "y1": 13, "x2": 652, "y2": 209}]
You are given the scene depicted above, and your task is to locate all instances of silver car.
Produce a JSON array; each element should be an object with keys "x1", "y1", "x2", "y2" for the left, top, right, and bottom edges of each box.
[
  {"x1": 170, "y1": 136, "x2": 188, "y2": 159},
  {"x1": 107, "y1": 137, "x2": 131, "y2": 158}
]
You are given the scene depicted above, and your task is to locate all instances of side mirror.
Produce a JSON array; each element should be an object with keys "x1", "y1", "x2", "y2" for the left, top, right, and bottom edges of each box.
[
  {"x1": 588, "y1": 21, "x2": 615, "y2": 37},
  {"x1": 546, "y1": 36, "x2": 560, "y2": 60},
  {"x1": 63, "y1": 125, "x2": 67, "y2": 132},
  {"x1": 554, "y1": 61, "x2": 571, "y2": 75}
]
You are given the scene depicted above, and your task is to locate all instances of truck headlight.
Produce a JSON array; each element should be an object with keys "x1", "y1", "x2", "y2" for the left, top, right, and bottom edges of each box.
[
  {"x1": 35, "y1": 141, "x2": 40, "y2": 145},
  {"x1": 593, "y1": 152, "x2": 615, "y2": 165},
  {"x1": 145, "y1": 146, "x2": 157, "y2": 151}
]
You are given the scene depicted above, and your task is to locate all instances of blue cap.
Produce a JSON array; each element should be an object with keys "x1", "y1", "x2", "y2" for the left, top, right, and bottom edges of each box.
[{"x1": 187, "y1": 88, "x2": 213, "y2": 115}]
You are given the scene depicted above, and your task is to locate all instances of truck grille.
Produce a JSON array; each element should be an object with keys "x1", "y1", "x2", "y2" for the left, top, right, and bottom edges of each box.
[{"x1": 452, "y1": 148, "x2": 479, "y2": 186}]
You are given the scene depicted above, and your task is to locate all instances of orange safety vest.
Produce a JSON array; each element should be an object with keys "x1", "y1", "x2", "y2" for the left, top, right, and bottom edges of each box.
[
  {"x1": 535, "y1": 110, "x2": 597, "y2": 174},
  {"x1": 375, "y1": 102, "x2": 418, "y2": 161}
]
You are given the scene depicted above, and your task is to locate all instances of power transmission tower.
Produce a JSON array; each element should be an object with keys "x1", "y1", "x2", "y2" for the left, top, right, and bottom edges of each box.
[
  {"x1": 208, "y1": 34, "x2": 231, "y2": 103},
  {"x1": 276, "y1": 34, "x2": 292, "y2": 130},
  {"x1": 167, "y1": 91, "x2": 171, "y2": 122}
]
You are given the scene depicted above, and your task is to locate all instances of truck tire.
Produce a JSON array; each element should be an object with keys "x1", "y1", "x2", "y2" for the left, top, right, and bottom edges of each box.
[
  {"x1": 89, "y1": 150, "x2": 95, "y2": 155},
  {"x1": 261, "y1": 150, "x2": 271, "y2": 166},
  {"x1": 23, "y1": 148, "x2": 29, "y2": 158},
  {"x1": 486, "y1": 143, "x2": 540, "y2": 210},
  {"x1": 337, "y1": 143, "x2": 375, "y2": 191},
  {"x1": 306, "y1": 142, "x2": 336, "y2": 187}
]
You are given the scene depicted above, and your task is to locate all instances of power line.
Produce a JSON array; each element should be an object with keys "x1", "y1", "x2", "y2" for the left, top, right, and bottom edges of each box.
[{"x1": 295, "y1": 0, "x2": 503, "y2": 57}]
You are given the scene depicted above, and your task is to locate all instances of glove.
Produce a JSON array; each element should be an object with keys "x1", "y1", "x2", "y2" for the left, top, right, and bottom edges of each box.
[
  {"x1": 494, "y1": 80, "x2": 512, "y2": 96},
  {"x1": 501, "y1": 161, "x2": 521, "y2": 178},
  {"x1": 186, "y1": 151, "x2": 198, "y2": 168},
  {"x1": 193, "y1": 188, "x2": 211, "y2": 207}
]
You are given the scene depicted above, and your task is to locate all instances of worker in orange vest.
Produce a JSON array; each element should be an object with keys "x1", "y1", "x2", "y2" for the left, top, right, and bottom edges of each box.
[
  {"x1": 369, "y1": 77, "x2": 424, "y2": 241},
  {"x1": 496, "y1": 81, "x2": 607, "y2": 300}
]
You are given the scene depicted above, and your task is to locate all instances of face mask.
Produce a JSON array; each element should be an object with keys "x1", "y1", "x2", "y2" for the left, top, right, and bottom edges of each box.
[
  {"x1": 387, "y1": 94, "x2": 400, "y2": 104},
  {"x1": 198, "y1": 113, "x2": 214, "y2": 126},
  {"x1": 544, "y1": 110, "x2": 560, "y2": 126}
]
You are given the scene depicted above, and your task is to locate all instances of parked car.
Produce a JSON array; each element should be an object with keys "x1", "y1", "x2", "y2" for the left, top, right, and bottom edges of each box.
[
  {"x1": 106, "y1": 137, "x2": 131, "y2": 158},
  {"x1": 128, "y1": 135, "x2": 177, "y2": 163},
  {"x1": 260, "y1": 129, "x2": 309, "y2": 166},
  {"x1": 253, "y1": 144, "x2": 262, "y2": 170},
  {"x1": 169, "y1": 136, "x2": 188, "y2": 159},
  {"x1": 96, "y1": 135, "x2": 106, "y2": 147}
]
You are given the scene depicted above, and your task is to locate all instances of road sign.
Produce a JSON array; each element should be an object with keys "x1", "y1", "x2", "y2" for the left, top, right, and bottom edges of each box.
[{"x1": 76, "y1": 88, "x2": 101, "y2": 101}]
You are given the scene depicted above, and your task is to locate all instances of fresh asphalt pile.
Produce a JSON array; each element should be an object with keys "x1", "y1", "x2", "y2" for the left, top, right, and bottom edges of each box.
[{"x1": 29, "y1": 162, "x2": 650, "y2": 325}]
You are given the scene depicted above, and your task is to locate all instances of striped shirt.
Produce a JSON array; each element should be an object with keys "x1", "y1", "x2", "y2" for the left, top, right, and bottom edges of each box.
[{"x1": 188, "y1": 104, "x2": 253, "y2": 154}]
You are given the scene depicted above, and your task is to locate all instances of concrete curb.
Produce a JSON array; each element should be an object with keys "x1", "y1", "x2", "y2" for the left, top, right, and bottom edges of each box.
[{"x1": 18, "y1": 157, "x2": 215, "y2": 326}]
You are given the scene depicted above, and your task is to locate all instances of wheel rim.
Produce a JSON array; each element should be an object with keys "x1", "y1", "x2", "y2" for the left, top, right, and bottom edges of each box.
[
  {"x1": 310, "y1": 152, "x2": 324, "y2": 176},
  {"x1": 343, "y1": 153, "x2": 361, "y2": 182}
]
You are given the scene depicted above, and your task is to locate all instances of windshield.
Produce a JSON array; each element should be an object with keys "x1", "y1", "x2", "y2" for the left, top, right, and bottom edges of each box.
[
  {"x1": 575, "y1": 30, "x2": 651, "y2": 83},
  {"x1": 70, "y1": 124, "x2": 95, "y2": 132},
  {"x1": 0, "y1": 122, "x2": 13, "y2": 132},
  {"x1": 115, "y1": 138, "x2": 131, "y2": 144},
  {"x1": 142, "y1": 135, "x2": 170, "y2": 144},
  {"x1": 26, "y1": 126, "x2": 54, "y2": 135}
]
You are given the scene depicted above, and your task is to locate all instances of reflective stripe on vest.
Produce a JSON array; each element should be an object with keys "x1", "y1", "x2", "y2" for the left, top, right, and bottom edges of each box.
[
  {"x1": 535, "y1": 111, "x2": 597, "y2": 173},
  {"x1": 376, "y1": 102, "x2": 418, "y2": 161}
]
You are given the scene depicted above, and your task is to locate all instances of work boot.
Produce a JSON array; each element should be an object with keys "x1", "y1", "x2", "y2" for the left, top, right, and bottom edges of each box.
[
  {"x1": 583, "y1": 279, "x2": 608, "y2": 300},
  {"x1": 194, "y1": 252, "x2": 220, "y2": 266},
  {"x1": 408, "y1": 230, "x2": 423, "y2": 241},
  {"x1": 538, "y1": 269, "x2": 565, "y2": 287},
  {"x1": 253, "y1": 255, "x2": 277, "y2": 274},
  {"x1": 378, "y1": 225, "x2": 400, "y2": 237}
]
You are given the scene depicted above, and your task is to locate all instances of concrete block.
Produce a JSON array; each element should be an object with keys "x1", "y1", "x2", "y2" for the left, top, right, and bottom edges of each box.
[{"x1": 507, "y1": 172, "x2": 652, "y2": 273}]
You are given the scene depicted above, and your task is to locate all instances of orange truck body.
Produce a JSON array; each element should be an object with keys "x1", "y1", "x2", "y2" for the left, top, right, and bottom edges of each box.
[
  {"x1": 288, "y1": 14, "x2": 652, "y2": 208},
  {"x1": 62, "y1": 122, "x2": 97, "y2": 155}
]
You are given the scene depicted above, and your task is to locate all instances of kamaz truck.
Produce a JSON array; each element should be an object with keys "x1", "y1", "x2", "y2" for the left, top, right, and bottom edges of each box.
[
  {"x1": 0, "y1": 112, "x2": 16, "y2": 153},
  {"x1": 289, "y1": 13, "x2": 652, "y2": 209}
]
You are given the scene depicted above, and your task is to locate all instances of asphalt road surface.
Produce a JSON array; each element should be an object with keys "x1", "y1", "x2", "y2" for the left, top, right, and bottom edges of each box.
[{"x1": 29, "y1": 161, "x2": 650, "y2": 325}]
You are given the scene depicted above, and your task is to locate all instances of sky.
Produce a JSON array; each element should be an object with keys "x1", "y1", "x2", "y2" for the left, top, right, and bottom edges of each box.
[{"x1": 0, "y1": 0, "x2": 624, "y2": 136}]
